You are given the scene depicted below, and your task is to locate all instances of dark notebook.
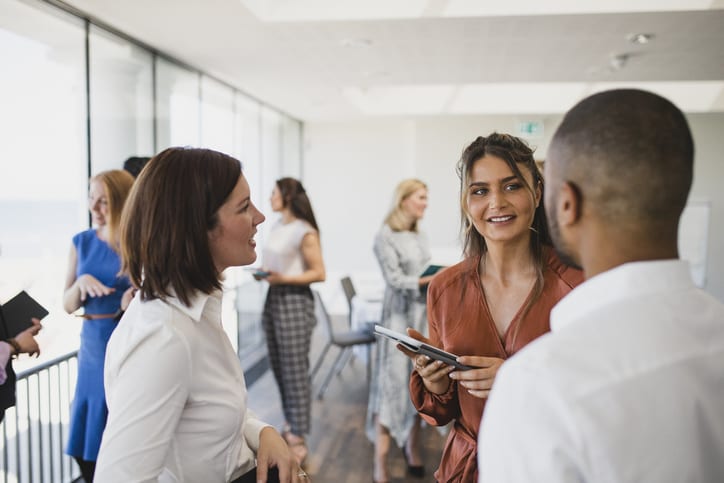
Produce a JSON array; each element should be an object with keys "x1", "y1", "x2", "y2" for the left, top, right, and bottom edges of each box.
[
  {"x1": 420, "y1": 264, "x2": 444, "y2": 295},
  {"x1": 0, "y1": 291, "x2": 48, "y2": 338}
]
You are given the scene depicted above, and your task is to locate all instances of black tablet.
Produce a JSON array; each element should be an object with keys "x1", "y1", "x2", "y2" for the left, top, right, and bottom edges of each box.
[
  {"x1": 1, "y1": 291, "x2": 48, "y2": 338},
  {"x1": 373, "y1": 324, "x2": 475, "y2": 371}
]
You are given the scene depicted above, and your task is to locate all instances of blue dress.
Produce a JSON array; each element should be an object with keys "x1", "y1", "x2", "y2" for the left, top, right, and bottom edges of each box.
[{"x1": 66, "y1": 229, "x2": 130, "y2": 461}]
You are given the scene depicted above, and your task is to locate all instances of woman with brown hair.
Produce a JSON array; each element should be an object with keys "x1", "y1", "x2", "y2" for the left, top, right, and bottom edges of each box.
[
  {"x1": 257, "y1": 177, "x2": 325, "y2": 466},
  {"x1": 406, "y1": 133, "x2": 583, "y2": 482},
  {"x1": 63, "y1": 169, "x2": 135, "y2": 482},
  {"x1": 95, "y1": 148, "x2": 305, "y2": 482}
]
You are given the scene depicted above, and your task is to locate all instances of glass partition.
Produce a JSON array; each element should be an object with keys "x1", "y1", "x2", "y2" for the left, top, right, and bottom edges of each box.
[
  {"x1": 201, "y1": 76, "x2": 234, "y2": 153},
  {"x1": 1, "y1": 0, "x2": 303, "y2": 378},
  {"x1": 0, "y1": 0, "x2": 87, "y2": 366},
  {"x1": 89, "y1": 26, "x2": 154, "y2": 173},
  {"x1": 156, "y1": 57, "x2": 200, "y2": 149}
]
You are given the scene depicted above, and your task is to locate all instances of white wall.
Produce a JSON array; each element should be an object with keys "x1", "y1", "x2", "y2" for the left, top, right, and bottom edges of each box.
[
  {"x1": 304, "y1": 112, "x2": 724, "y2": 304},
  {"x1": 687, "y1": 113, "x2": 724, "y2": 301}
]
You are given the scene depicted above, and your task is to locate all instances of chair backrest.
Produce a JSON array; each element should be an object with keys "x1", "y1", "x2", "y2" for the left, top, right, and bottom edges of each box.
[
  {"x1": 312, "y1": 290, "x2": 334, "y2": 339},
  {"x1": 340, "y1": 276, "x2": 356, "y2": 312}
]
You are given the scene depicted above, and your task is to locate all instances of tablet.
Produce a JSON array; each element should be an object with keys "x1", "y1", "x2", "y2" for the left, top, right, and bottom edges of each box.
[
  {"x1": 1, "y1": 290, "x2": 48, "y2": 338},
  {"x1": 373, "y1": 324, "x2": 475, "y2": 370}
]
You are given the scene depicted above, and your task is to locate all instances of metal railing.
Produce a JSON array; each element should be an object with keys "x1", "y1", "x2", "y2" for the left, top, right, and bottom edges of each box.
[{"x1": 1, "y1": 352, "x2": 80, "y2": 483}]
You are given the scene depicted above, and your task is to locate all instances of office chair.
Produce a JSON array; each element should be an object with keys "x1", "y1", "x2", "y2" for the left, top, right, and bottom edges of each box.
[
  {"x1": 340, "y1": 276, "x2": 356, "y2": 326},
  {"x1": 310, "y1": 290, "x2": 376, "y2": 400}
]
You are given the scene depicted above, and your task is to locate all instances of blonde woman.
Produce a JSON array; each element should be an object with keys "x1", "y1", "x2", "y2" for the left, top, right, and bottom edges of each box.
[
  {"x1": 63, "y1": 169, "x2": 135, "y2": 482},
  {"x1": 367, "y1": 179, "x2": 437, "y2": 483}
]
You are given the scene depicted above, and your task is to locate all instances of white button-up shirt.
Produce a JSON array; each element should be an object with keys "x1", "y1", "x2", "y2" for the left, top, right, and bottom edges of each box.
[
  {"x1": 478, "y1": 260, "x2": 724, "y2": 483},
  {"x1": 96, "y1": 290, "x2": 269, "y2": 483}
]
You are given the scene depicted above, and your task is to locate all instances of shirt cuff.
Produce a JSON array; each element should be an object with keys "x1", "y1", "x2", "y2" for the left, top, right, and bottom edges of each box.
[{"x1": 242, "y1": 413, "x2": 272, "y2": 452}]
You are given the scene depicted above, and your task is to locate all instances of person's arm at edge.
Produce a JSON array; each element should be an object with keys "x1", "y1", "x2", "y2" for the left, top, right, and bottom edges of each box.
[{"x1": 0, "y1": 342, "x2": 9, "y2": 384}]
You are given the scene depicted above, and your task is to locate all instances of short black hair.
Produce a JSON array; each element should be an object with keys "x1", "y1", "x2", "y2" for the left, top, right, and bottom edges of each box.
[
  {"x1": 548, "y1": 89, "x2": 693, "y2": 228},
  {"x1": 123, "y1": 156, "x2": 151, "y2": 179}
]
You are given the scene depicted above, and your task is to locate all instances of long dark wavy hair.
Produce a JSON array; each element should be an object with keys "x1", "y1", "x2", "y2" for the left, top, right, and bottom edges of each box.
[
  {"x1": 457, "y1": 133, "x2": 552, "y2": 313},
  {"x1": 276, "y1": 177, "x2": 319, "y2": 232}
]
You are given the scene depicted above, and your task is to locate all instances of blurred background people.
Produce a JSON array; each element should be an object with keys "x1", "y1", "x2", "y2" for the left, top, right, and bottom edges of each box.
[
  {"x1": 257, "y1": 177, "x2": 325, "y2": 466},
  {"x1": 62, "y1": 169, "x2": 135, "y2": 482},
  {"x1": 367, "y1": 178, "x2": 437, "y2": 483},
  {"x1": 95, "y1": 147, "x2": 303, "y2": 482},
  {"x1": 407, "y1": 134, "x2": 582, "y2": 482}
]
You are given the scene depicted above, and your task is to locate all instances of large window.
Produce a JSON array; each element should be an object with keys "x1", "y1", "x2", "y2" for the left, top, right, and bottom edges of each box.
[
  {"x1": 155, "y1": 57, "x2": 200, "y2": 149},
  {"x1": 1, "y1": 0, "x2": 302, "y2": 372},
  {"x1": 89, "y1": 26, "x2": 154, "y2": 173},
  {"x1": 0, "y1": 0, "x2": 87, "y2": 367},
  {"x1": 201, "y1": 76, "x2": 235, "y2": 153}
]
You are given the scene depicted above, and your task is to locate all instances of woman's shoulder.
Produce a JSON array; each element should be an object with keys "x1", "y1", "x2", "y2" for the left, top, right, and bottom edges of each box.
[
  {"x1": 106, "y1": 298, "x2": 193, "y2": 378},
  {"x1": 113, "y1": 297, "x2": 192, "y2": 351},
  {"x1": 294, "y1": 219, "x2": 317, "y2": 235},
  {"x1": 72, "y1": 228, "x2": 99, "y2": 249},
  {"x1": 543, "y1": 246, "x2": 584, "y2": 289},
  {"x1": 72, "y1": 228, "x2": 95, "y2": 242},
  {"x1": 428, "y1": 259, "x2": 475, "y2": 302}
]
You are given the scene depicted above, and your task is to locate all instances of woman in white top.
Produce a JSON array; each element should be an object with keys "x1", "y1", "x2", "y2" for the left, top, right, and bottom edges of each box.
[
  {"x1": 256, "y1": 178, "x2": 326, "y2": 466},
  {"x1": 95, "y1": 148, "x2": 306, "y2": 483}
]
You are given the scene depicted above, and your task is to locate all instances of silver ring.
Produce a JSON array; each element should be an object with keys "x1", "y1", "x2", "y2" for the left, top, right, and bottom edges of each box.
[{"x1": 298, "y1": 469, "x2": 308, "y2": 478}]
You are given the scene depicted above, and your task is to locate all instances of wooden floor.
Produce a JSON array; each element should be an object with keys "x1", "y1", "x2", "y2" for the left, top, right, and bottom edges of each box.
[{"x1": 248, "y1": 319, "x2": 447, "y2": 483}]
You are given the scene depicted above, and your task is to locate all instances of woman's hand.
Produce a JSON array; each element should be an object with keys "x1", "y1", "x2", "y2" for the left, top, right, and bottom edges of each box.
[
  {"x1": 264, "y1": 271, "x2": 285, "y2": 285},
  {"x1": 13, "y1": 317, "x2": 42, "y2": 357},
  {"x1": 397, "y1": 328, "x2": 454, "y2": 395},
  {"x1": 75, "y1": 274, "x2": 115, "y2": 301},
  {"x1": 448, "y1": 355, "x2": 504, "y2": 399},
  {"x1": 256, "y1": 427, "x2": 309, "y2": 482}
]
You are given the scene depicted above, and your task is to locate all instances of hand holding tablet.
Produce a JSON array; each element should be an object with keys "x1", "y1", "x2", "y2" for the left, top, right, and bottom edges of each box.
[{"x1": 373, "y1": 325, "x2": 475, "y2": 371}]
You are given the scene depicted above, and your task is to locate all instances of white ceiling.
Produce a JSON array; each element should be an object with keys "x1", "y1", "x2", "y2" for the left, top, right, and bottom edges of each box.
[{"x1": 63, "y1": 0, "x2": 724, "y2": 121}]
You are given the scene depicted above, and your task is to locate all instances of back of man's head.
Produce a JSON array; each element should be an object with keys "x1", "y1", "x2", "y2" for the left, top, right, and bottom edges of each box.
[{"x1": 548, "y1": 89, "x2": 694, "y2": 234}]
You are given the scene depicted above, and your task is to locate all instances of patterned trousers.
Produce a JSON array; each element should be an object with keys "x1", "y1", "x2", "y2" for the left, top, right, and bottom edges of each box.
[{"x1": 262, "y1": 285, "x2": 316, "y2": 435}]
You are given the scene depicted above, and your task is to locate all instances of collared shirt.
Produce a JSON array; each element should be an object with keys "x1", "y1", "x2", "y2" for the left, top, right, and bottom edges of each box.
[
  {"x1": 95, "y1": 289, "x2": 269, "y2": 483},
  {"x1": 478, "y1": 260, "x2": 724, "y2": 483}
]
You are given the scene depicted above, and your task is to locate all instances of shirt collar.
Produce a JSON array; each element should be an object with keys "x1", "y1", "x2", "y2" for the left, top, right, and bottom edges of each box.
[
  {"x1": 551, "y1": 259, "x2": 694, "y2": 332},
  {"x1": 164, "y1": 288, "x2": 222, "y2": 323}
]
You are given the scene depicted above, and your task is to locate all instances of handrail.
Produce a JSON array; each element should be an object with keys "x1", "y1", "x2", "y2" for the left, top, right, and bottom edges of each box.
[
  {"x1": 16, "y1": 350, "x2": 79, "y2": 379},
  {"x1": 1, "y1": 350, "x2": 81, "y2": 483}
]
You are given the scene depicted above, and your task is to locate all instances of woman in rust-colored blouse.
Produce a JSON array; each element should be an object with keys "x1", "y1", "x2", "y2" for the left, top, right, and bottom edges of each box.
[{"x1": 407, "y1": 133, "x2": 583, "y2": 482}]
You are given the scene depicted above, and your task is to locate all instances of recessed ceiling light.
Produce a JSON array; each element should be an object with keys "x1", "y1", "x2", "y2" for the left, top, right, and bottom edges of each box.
[
  {"x1": 341, "y1": 38, "x2": 373, "y2": 48},
  {"x1": 628, "y1": 33, "x2": 654, "y2": 44}
]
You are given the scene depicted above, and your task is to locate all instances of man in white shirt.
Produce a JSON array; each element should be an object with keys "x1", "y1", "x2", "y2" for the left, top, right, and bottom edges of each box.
[{"x1": 478, "y1": 89, "x2": 724, "y2": 482}]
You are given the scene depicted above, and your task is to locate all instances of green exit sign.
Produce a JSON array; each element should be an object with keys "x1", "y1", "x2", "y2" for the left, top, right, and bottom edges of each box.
[{"x1": 516, "y1": 121, "x2": 544, "y2": 138}]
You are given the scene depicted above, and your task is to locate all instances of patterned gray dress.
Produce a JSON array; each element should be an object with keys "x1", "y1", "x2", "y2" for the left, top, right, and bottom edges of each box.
[{"x1": 366, "y1": 224, "x2": 430, "y2": 446}]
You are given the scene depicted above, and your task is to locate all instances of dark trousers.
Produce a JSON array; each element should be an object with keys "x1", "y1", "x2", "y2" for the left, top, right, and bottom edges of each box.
[{"x1": 231, "y1": 466, "x2": 279, "y2": 483}]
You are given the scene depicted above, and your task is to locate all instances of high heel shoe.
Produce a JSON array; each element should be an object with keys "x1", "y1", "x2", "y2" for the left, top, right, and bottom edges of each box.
[{"x1": 402, "y1": 447, "x2": 425, "y2": 478}]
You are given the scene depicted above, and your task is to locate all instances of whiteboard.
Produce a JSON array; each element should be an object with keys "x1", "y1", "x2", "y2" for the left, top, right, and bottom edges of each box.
[{"x1": 678, "y1": 202, "x2": 709, "y2": 288}]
